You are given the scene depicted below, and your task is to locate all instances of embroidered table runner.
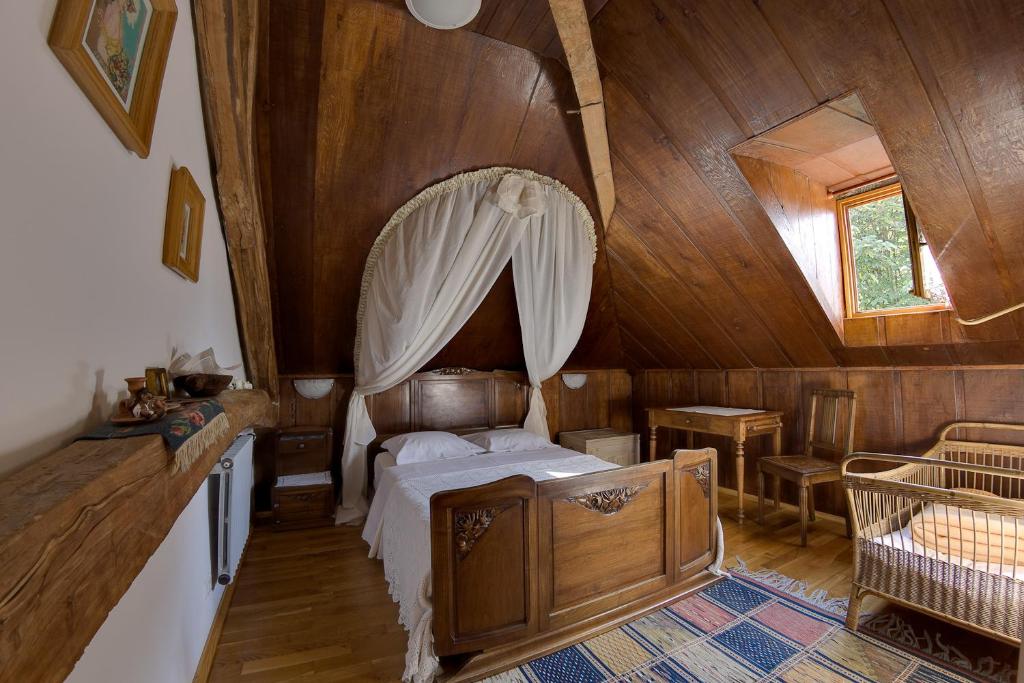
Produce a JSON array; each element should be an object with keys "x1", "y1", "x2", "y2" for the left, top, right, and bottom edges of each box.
[
  {"x1": 80, "y1": 400, "x2": 230, "y2": 473},
  {"x1": 668, "y1": 405, "x2": 764, "y2": 416}
]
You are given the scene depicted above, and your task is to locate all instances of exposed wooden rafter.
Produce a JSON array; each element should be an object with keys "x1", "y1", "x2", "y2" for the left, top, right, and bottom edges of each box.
[
  {"x1": 549, "y1": 0, "x2": 615, "y2": 226},
  {"x1": 193, "y1": 0, "x2": 279, "y2": 401}
]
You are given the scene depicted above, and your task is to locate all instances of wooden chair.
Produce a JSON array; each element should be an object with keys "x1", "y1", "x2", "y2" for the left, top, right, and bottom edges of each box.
[{"x1": 757, "y1": 389, "x2": 856, "y2": 546}]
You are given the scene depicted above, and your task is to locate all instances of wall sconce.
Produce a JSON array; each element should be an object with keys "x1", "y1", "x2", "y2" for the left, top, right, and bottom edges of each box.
[
  {"x1": 561, "y1": 373, "x2": 588, "y2": 390},
  {"x1": 293, "y1": 378, "x2": 334, "y2": 400}
]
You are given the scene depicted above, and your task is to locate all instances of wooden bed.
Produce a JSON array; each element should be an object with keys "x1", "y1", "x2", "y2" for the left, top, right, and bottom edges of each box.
[{"x1": 365, "y1": 369, "x2": 721, "y2": 681}]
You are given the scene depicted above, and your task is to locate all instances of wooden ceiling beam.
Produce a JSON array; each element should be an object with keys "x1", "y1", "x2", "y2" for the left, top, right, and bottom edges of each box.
[
  {"x1": 549, "y1": 0, "x2": 615, "y2": 226},
  {"x1": 193, "y1": 0, "x2": 279, "y2": 401}
]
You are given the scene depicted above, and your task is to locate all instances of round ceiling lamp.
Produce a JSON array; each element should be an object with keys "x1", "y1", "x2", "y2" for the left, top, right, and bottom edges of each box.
[{"x1": 405, "y1": 0, "x2": 481, "y2": 30}]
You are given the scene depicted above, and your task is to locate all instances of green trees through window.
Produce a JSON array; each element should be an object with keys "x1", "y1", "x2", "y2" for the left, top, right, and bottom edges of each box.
[{"x1": 841, "y1": 184, "x2": 949, "y2": 314}]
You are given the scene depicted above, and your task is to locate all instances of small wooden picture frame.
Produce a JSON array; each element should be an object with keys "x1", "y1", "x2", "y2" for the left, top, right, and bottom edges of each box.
[
  {"x1": 145, "y1": 366, "x2": 170, "y2": 397},
  {"x1": 162, "y1": 167, "x2": 205, "y2": 282},
  {"x1": 48, "y1": 0, "x2": 178, "y2": 158}
]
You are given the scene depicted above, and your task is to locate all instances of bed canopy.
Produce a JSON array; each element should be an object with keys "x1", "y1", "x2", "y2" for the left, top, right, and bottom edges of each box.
[{"x1": 337, "y1": 168, "x2": 597, "y2": 523}]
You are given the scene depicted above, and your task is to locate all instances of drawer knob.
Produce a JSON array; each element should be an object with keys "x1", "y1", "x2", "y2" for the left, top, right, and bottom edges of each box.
[{"x1": 297, "y1": 443, "x2": 305, "y2": 449}]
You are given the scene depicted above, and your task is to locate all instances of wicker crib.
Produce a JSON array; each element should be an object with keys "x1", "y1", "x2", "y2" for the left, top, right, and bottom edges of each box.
[{"x1": 842, "y1": 422, "x2": 1024, "y2": 645}]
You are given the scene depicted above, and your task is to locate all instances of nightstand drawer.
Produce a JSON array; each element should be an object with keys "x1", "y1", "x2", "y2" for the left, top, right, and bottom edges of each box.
[
  {"x1": 272, "y1": 484, "x2": 333, "y2": 530},
  {"x1": 276, "y1": 428, "x2": 332, "y2": 476}
]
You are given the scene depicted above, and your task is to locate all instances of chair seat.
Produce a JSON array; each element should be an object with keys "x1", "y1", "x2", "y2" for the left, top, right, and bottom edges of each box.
[{"x1": 758, "y1": 455, "x2": 840, "y2": 479}]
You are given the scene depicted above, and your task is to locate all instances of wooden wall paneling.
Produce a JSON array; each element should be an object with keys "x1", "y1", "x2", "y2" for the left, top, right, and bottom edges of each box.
[
  {"x1": 194, "y1": 0, "x2": 279, "y2": 399},
  {"x1": 899, "y1": 369, "x2": 958, "y2": 454},
  {"x1": 608, "y1": 369, "x2": 633, "y2": 433},
  {"x1": 611, "y1": 291, "x2": 691, "y2": 369},
  {"x1": 583, "y1": 369, "x2": 610, "y2": 429},
  {"x1": 845, "y1": 370, "x2": 900, "y2": 454},
  {"x1": 592, "y1": 1, "x2": 842, "y2": 367},
  {"x1": 314, "y1": 1, "x2": 537, "y2": 372},
  {"x1": 649, "y1": 0, "x2": 815, "y2": 137},
  {"x1": 961, "y1": 368, "x2": 1024, "y2": 446},
  {"x1": 263, "y1": 0, "x2": 325, "y2": 373},
  {"x1": 603, "y1": 78, "x2": 796, "y2": 369},
  {"x1": 556, "y1": 380, "x2": 590, "y2": 433},
  {"x1": 760, "y1": 370, "x2": 802, "y2": 454},
  {"x1": 755, "y1": 0, "x2": 1019, "y2": 327},
  {"x1": 733, "y1": 155, "x2": 844, "y2": 330},
  {"x1": 606, "y1": 163, "x2": 750, "y2": 368},
  {"x1": 882, "y1": 0, "x2": 1024, "y2": 315},
  {"x1": 618, "y1": 327, "x2": 664, "y2": 371},
  {"x1": 605, "y1": 252, "x2": 708, "y2": 368}
]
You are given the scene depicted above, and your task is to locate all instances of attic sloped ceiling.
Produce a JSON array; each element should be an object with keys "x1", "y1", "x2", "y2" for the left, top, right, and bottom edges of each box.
[
  {"x1": 261, "y1": 0, "x2": 1024, "y2": 374},
  {"x1": 586, "y1": 0, "x2": 1024, "y2": 367}
]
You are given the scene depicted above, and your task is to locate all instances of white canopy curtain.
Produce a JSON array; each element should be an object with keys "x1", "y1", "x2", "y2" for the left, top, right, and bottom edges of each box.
[{"x1": 336, "y1": 168, "x2": 596, "y2": 524}]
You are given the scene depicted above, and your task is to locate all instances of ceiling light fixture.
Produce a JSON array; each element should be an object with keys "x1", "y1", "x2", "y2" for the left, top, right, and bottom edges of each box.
[{"x1": 405, "y1": 0, "x2": 481, "y2": 30}]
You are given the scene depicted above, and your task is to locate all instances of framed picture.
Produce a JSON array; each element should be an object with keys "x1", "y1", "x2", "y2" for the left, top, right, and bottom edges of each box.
[
  {"x1": 162, "y1": 167, "x2": 205, "y2": 281},
  {"x1": 49, "y1": 0, "x2": 178, "y2": 158},
  {"x1": 145, "y1": 367, "x2": 170, "y2": 397}
]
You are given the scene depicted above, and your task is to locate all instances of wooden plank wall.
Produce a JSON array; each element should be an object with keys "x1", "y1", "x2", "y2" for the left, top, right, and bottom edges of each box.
[{"x1": 634, "y1": 366, "x2": 1024, "y2": 518}]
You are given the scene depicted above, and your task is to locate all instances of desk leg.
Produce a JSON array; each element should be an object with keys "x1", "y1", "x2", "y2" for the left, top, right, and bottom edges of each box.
[
  {"x1": 686, "y1": 430, "x2": 694, "y2": 450},
  {"x1": 735, "y1": 440, "x2": 746, "y2": 522},
  {"x1": 772, "y1": 428, "x2": 782, "y2": 457},
  {"x1": 648, "y1": 425, "x2": 657, "y2": 462}
]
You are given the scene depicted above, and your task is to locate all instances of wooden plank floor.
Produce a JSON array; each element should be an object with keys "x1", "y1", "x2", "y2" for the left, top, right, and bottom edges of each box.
[{"x1": 209, "y1": 489, "x2": 1017, "y2": 682}]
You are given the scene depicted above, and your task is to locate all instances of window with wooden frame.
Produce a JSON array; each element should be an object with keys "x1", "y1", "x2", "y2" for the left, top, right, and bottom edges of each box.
[{"x1": 837, "y1": 181, "x2": 949, "y2": 316}]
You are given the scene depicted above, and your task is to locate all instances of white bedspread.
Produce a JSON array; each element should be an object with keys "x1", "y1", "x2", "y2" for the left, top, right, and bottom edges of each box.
[{"x1": 361, "y1": 447, "x2": 617, "y2": 682}]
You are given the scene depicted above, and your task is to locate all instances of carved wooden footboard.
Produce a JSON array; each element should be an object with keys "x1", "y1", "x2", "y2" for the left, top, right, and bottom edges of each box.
[{"x1": 430, "y1": 448, "x2": 718, "y2": 676}]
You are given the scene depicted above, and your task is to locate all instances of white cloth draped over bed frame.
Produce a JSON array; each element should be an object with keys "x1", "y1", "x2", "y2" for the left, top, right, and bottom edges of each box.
[{"x1": 337, "y1": 168, "x2": 597, "y2": 524}]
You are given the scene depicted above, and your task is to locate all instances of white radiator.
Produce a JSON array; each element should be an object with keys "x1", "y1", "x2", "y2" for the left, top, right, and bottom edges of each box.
[{"x1": 208, "y1": 430, "x2": 254, "y2": 586}]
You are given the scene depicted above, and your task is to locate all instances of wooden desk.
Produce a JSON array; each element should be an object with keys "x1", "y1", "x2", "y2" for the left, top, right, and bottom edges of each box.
[{"x1": 647, "y1": 406, "x2": 783, "y2": 522}]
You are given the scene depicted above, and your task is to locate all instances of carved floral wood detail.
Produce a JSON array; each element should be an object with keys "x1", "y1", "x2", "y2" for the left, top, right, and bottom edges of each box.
[
  {"x1": 688, "y1": 463, "x2": 711, "y2": 499},
  {"x1": 433, "y1": 367, "x2": 478, "y2": 376},
  {"x1": 454, "y1": 504, "x2": 511, "y2": 558},
  {"x1": 566, "y1": 484, "x2": 648, "y2": 514}
]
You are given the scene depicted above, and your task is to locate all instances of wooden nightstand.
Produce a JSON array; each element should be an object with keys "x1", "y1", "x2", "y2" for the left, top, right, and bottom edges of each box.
[
  {"x1": 559, "y1": 428, "x2": 639, "y2": 467},
  {"x1": 271, "y1": 427, "x2": 334, "y2": 530}
]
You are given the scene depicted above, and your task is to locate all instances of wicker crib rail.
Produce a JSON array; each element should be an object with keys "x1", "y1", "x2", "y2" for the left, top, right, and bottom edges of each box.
[{"x1": 841, "y1": 430, "x2": 1024, "y2": 645}]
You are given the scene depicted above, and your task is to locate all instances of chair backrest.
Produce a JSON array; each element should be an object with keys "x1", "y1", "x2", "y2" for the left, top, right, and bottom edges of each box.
[{"x1": 805, "y1": 389, "x2": 856, "y2": 459}]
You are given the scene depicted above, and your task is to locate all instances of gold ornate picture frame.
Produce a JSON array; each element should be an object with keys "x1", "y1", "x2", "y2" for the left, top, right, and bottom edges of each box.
[
  {"x1": 48, "y1": 0, "x2": 178, "y2": 158},
  {"x1": 162, "y1": 167, "x2": 205, "y2": 282}
]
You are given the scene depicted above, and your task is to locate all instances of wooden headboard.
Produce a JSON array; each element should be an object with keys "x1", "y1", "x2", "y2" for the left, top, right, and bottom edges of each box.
[
  {"x1": 365, "y1": 368, "x2": 529, "y2": 490},
  {"x1": 367, "y1": 368, "x2": 529, "y2": 435}
]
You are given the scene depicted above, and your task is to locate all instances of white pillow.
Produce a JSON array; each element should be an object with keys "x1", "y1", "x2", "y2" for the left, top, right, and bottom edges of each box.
[
  {"x1": 461, "y1": 428, "x2": 556, "y2": 453},
  {"x1": 381, "y1": 431, "x2": 484, "y2": 465}
]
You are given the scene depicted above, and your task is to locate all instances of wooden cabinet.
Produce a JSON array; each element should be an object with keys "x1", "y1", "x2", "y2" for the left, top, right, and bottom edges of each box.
[
  {"x1": 272, "y1": 427, "x2": 334, "y2": 530},
  {"x1": 558, "y1": 428, "x2": 639, "y2": 467}
]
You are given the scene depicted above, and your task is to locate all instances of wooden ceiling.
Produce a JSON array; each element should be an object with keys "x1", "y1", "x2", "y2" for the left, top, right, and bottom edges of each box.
[
  {"x1": 732, "y1": 93, "x2": 895, "y2": 194},
  {"x1": 259, "y1": 0, "x2": 1024, "y2": 374}
]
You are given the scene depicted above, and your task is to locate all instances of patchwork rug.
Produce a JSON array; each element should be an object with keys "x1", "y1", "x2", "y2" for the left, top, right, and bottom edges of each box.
[{"x1": 484, "y1": 564, "x2": 1017, "y2": 683}]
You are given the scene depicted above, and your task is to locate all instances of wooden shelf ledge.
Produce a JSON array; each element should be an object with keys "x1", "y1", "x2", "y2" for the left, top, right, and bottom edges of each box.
[{"x1": 0, "y1": 390, "x2": 274, "y2": 683}]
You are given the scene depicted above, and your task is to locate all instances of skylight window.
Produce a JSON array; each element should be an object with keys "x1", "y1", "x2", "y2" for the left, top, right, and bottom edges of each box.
[{"x1": 837, "y1": 182, "x2": 949, "y2": 315}]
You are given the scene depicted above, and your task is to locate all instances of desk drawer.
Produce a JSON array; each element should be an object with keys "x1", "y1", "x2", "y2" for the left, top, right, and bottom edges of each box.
[{"x1": 667, "y1": 412, "x2": 714, "y2": 433}]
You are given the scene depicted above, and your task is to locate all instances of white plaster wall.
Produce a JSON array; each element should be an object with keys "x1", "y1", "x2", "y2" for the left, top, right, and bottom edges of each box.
[{"x1": 0, "y1": 1, "x2": 244, "y2": 475}]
